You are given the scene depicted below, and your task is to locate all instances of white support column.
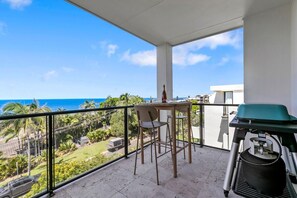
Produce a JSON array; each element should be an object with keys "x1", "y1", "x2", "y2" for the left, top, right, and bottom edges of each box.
[
  {"x1": 292, "y1": 0, "x2": 297, "y2": 115},
  {"x1": 157, "y1": 43, "x2": 173, "y2": 101},
  {"x1": 157, "y1": 43, "x2": 173, "y2": 141},
  {"x1": 244, "y1": 3, "x2": 293, "y2": 149},
  {"x1": 244, "y1": 3, "x2": 292, "y2": 109}
]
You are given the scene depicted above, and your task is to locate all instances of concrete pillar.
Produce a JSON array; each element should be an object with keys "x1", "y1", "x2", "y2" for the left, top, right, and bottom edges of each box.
[
  {"x1": 157, "y1": 43, "x2": 173, "y2": 140},
  {"x1": 292, "y1": 0, "x2": 297, "y2": 115},
  {"x1": 157, "y1": 43, "x2": 173, "y2": 101},
  {"x1": 244, "y1": 2, "x2": 294, "y2": 149},
  {"x1": 244, "y1": 3, "x2": 291, "y2": 110}
]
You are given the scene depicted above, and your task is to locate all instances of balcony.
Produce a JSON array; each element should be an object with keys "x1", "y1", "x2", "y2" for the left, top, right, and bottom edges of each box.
[
  {"x1": 0, "y1": 103, "x2": 241, "y2": 197},
  {"x1": 1, "y1": 0, "x2": 297, "y2": 197},
  {"x1": 53, "y1": 146, "x2": 241, "y2": 198}
]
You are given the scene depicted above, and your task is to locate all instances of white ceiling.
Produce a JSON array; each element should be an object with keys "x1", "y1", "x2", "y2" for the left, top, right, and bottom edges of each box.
[{"x1": 67, "y1": 0, "x2": 291, "y2": 46}]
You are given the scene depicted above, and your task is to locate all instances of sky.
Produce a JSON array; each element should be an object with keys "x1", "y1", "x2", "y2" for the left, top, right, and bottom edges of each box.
[{"x1": 0, "y1": 0, "x2": 243, "y2": 99}]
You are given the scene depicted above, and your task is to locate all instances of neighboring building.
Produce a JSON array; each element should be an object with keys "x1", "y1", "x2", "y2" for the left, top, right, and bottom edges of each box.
[
  {"x1": 203, "y1": 84, "x2": 244, "y2": 149},
  {"x1": 193, "y1": 95, "x2": 210, "y2": 103},
  {"x1": 209, "y1": 84, "x2": 244, "y2": 104}
]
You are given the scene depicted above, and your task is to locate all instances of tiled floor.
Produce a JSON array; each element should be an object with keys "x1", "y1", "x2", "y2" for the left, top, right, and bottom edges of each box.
[{"x1": 52, "y1": 146, "x2": 242, "y2": 198}]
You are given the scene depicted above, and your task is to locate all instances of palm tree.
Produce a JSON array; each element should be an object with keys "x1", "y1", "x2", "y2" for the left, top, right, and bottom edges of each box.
[
  {"x1": 0, "y1": 118, "x2": 23, "y2": 151},
  {"x1": 80, "y1": 100, "x2": 97, "y2": 134},
  {"x1": 80, "y1": 100, "x2": 96, "y2": 109},
  {"x1": 100, "y1": 96, "x2": 119, "y2": 108},
  {"x1": 2, "y1": 99, "x2": 51, "y2": 175},
  {"x1": 29, "y1": 99, "x2": 51, "y2": 156},
  {"x1": 120, "y1": 93, "x2": 130, "y2": 105}
]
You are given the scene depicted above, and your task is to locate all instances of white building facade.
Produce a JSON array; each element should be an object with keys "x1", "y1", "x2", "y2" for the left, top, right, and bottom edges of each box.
[{"x1": 204, "y1": 84, "x2": 244, "y2": 149}]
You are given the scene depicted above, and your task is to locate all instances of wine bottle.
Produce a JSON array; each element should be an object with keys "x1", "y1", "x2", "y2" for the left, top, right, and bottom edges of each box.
[{"x1": 162, "y1": 84, "x2": 167, "y2": 103}]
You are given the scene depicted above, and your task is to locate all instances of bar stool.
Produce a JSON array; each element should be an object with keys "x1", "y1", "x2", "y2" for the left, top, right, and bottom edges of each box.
[
  {"x1": 133, "y1": 105, "x2": 173, "y2": 185},
  {"x1": 167, "y1": 111, "x2": 196, "y2": 159}
]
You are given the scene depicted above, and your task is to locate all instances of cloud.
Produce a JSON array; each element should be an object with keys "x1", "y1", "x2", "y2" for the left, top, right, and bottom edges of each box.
[
  {"x1": 121, "y1": 49, "x2": 209, "y2": 67},
  {"x1": 181, "y1": 31, "x2": 242, "y2": 51},
  {"x1": 172, "y1": 30, "x2": 241, "y2": 66},
  {"x1": 43, "y1": 70, "x2": 57, "y2": 81},
  {"x1": 0, "y1": 22, "x2": 7, "y2": 35},
  {"x1": 94, "y1": 41, "x2": 119, "y2": 57},
  {"x1": 121, "y1": 30, "x2": 241, "y2": 67},
  {"x1": 199, "y1": 31, "x2": 241, "y2": 49},
  {"x1": 62, "y1": 67, "x2": 74, "y2": 73},
  {"x1": 173, "y1": 31, "x2": 241, "y2": 61},
  {"x1": 173, "y1": 48, "x2": 210, "y2": 66},
  {"x1": 2, "y1": 0, "x2": 32, "y2": 10},
  {"x1": 217, "y1": 57, "x2": 230, "y2": 66},
  {"x1": 107, "y1": 44, "x2": 118, "y2": 57},
  {"x1": 187, "y1": 54, "x2": 210, "y2": 65},
  {"x1": 121, "y1": 49, "x2": 156, "y2": 66}
]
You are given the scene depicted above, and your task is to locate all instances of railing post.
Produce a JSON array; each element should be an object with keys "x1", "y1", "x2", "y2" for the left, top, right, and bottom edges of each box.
[
  {"x1": 199, "y1": 104, "x2": 204, "y2": 148},
  {"x1": 124, "y1": 107, "x2": 129, "y2": 158},
  {"x1": 48, "y1": 115, "x2": 55, "y2": 196}
]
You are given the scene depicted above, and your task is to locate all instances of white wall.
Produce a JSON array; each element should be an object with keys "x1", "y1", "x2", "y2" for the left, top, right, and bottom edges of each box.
[
  {"x1": 244, "y1": 3, "x2": 292, "y2": 111},
  {"x1": 233, "y1": 90, "x2": 244, "y2": 104},
  {"x1": 209, "y1": 92, "x2": 224, "y2": 103},
  {"x1": 292, "y1": 0, "x2": 297, "y2": 116},
  {"x1": 209, "y1": 90, "x2": 243, "y2": 104}
]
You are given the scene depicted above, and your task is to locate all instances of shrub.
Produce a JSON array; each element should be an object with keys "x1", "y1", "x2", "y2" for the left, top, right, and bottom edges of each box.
[
  {"x1": 86, "y1": 128, "x2": 110, "y2": 143},
  {"x1": 25, "y1": 153, "x2": 112, "y2": 197},
  {"x1": 58, "y1": 140, "x2": 77, "y2": 154},
  {"x1": 0, "y1": 155, "x2": 28, "y2": 180}
]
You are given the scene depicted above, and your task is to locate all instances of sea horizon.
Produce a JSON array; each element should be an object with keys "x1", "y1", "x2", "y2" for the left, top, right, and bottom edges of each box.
[
  {"x1": 0, "y1": 97, "x2": 153, "y2": 112},
  {"x1": 0, "y1": 98, "x2": 107, "y2": 112}
]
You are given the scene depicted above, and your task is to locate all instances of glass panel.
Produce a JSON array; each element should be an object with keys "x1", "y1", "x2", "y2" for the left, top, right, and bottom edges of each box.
[
  {"x1": 128, "y1": 107, "x2": 138, "y2": 153},
  {"x1": 190, "y1": 104, "x2": 201, "y2": 145},
  {"x1": 0, "y1": 116, "x2": 48, "y2": 197},
  {"x1": 203, "y1": 105, "x2": 237, "y2": 150},
  {"x1": 53, "y1": 109, "x2": 125, "y2": 187}
]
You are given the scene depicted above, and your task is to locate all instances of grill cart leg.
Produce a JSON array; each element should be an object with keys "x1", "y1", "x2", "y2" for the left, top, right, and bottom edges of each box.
[
  {"x1": 223, "y1": 142, "x2": 239, "y2": 197},
  {"x1": 292, "y1": 153, "x2": 297, "y2": 174},
  {"x1": 223, "y1": 128, "x2": 246, "y2": 197},
  {"x1": 279, "y1": 133, "x2": 297, "y2": 183},
  {"x1": 282, "y1": 146, "x2": 297, "y2": 183}
]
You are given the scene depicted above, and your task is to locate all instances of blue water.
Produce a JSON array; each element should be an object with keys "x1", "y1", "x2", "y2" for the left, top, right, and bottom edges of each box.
[{"x1": 0, "y1": 98, "x2": 106, "y2": 112}]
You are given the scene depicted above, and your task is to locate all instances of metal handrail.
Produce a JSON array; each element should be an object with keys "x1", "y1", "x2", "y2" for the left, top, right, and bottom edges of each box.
[
  {"x1": 0, "y1": 103, "x2": 239, "y2": 197},
  {"x1": 0, "y1": 105, "x2": 134, "y2": 120}
]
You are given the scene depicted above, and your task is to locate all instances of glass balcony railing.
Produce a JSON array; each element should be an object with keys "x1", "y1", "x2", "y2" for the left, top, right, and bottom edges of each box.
[
  {"x1": 194, "y1": 103, "x2": 239, "y2": 150},
  {"x1": 0, "y1": 103, "x2": 238, "y2": 197}
]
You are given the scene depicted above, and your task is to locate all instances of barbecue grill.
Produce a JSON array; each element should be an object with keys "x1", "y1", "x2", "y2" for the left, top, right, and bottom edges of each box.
[{"x1": 223, "y1": 104, "x2": 297, "y2": 197}]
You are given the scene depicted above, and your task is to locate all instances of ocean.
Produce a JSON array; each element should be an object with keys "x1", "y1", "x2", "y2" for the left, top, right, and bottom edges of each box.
[{"x1": 0, "y1": 98, "x2": 106, "y2": 112}]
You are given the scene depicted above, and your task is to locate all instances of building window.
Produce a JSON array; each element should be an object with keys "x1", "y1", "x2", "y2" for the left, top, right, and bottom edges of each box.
[{"x1": 224, "y1": 91, "x2": 233, "y2": 104}]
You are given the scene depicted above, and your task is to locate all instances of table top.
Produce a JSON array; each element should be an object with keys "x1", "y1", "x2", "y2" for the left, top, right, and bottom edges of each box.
[
  {"x1": 230, "y1": 117, "x2": 297, "y2": 134},
  {"x1": 137, "y1": 101, "x2": 191, "y2": 112}
]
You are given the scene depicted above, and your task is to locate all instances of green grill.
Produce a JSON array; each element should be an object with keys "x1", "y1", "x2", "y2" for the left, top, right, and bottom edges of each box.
[
  {"x1": 223, "y1": 103, "x2": 297, "y2": 198},
  {"x1": 236, "y1": 104, "x2": 297, "y2": 123}
]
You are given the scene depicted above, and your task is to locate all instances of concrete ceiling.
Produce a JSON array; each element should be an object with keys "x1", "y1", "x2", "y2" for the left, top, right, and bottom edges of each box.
[{"x1": 67, "y1": 0, "x2": 291, "y2": 46}]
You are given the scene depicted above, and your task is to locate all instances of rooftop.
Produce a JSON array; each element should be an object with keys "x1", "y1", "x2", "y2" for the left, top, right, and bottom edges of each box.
[{"x1": 210, "y1": 84, "x2": 244, "y2": 92}]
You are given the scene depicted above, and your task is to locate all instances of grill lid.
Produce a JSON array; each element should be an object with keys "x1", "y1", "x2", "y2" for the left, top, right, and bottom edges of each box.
[{"x1": 236, "y1": 104, "x2": 297, "y2": 123}]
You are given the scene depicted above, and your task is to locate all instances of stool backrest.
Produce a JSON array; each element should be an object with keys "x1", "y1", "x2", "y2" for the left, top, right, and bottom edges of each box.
[{"x1": 134, "y1": 105, "x2": 158, "y2": 122}]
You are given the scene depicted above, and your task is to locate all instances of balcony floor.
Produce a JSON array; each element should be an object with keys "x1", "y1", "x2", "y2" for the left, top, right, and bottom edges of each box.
[{"x1": 53, "y1": 146, "x2": 242, "y2": 198}]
